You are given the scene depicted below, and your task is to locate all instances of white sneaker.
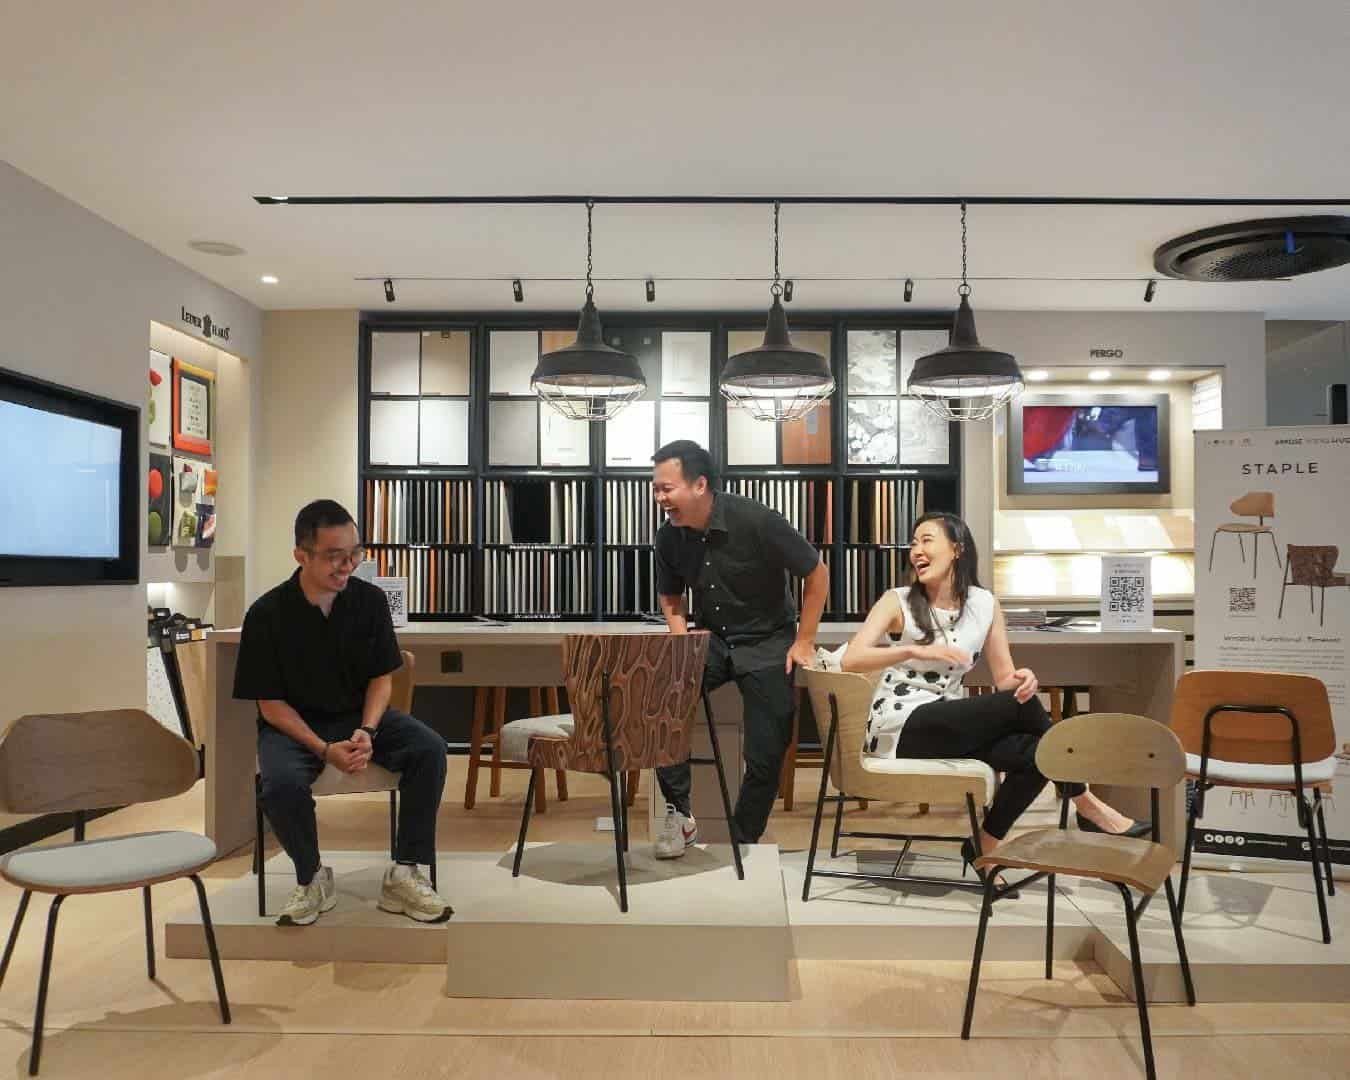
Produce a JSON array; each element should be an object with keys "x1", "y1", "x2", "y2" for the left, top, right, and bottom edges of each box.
[
  {"x1": 378, "y1": 864, "x2": 454, "y2": 923},
  {"x1": 276, "y1": 866, "x2": 337, "y2": 927},
  {"x1": 654, "y1": 804, "x2": 698, "y2": 859}
]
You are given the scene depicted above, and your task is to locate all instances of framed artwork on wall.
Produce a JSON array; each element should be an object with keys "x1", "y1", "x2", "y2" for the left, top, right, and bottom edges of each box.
[
  {"x1": 148, "y1": 350, "x2": 170, "y2": 447},
  {"x1": 171, "y1": 357, "x2": 214, "y2": 455},
  {"x1": 147, "y1": 452, "x2": 172, "y2": 546}
]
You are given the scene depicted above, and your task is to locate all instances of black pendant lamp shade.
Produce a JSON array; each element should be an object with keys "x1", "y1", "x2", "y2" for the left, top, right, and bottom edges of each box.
[{"x1": 531, "y1": 294, "x2": 646, "y2": 420}]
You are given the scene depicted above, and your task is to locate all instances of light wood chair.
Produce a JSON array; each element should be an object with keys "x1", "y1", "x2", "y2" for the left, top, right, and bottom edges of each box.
[
  {"x1": 1171, "y1": 670, "x2": 1337, "y2": 943},
  {"x1": 962, "y1": 712, "x2": 1194, "y2": 1080},
  {"x1": 0, "y1": 709, "x2": 231, "y2": 1075},
  {"x1": 252, "y1": 650, "x2": 441, "y2": 916},
  {"x1": 463, "y1": 685, "x2": 572, "y2": 813},
  {"x1": 777, "y1": 688, "x2": 867, "y2": 812},
  {"x1": 798, "y1": 668, "x2": 999, "y2": 901},
  {"x1": 510, "y1": 632, "x2": 743, "y2": 912},
  {"x1": 1209, "y1": 491, "x2": 1281, "y2": 578}
]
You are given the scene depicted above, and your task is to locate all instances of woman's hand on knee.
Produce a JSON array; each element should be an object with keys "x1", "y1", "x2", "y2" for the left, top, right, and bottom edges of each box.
[{"x1": 1010, "y1": 667, "x2": 1039, "y2": 703}]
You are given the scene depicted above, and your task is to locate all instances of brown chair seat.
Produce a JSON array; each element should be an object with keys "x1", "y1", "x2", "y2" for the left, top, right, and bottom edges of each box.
[
  {"x1": 978, "y1": 828, "x2": 1177, "y2": 894},
  {"x1": 1215, "y1": 522, "x2": 1274, "y2": 534}
]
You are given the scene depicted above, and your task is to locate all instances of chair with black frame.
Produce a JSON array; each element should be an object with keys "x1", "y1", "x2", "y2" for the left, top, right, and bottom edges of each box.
[
  {"x1": 1172, "y1": 669, "x2": 1338, "y2": 944},
  {"x1": 1209, "y1": 491, "x2": 1282, "y2": 579},
  {"x1": 1279, "y1": 544, "x2": 1349, "y2": 627},
  {"x1": 0, "y1": 709, "x2": 231, "y2": 1075},
  {"x1": 509, "y1": 630, "x2": 743, "y2": 913},
  {"x1": 961, "y1": 712, "x2": 1194, "y2": 1080},
  {"x1": 251, "y1": 649, "x2": 440, "y2": 916},
  {"x1": 798, "y1": 668, "x2": 1001, "y2": 901}
]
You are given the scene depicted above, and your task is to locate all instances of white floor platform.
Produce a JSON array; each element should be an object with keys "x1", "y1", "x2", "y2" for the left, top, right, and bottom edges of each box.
[{"x1": 165, "y1": 846, "x2": 1350, "y2": 1005}]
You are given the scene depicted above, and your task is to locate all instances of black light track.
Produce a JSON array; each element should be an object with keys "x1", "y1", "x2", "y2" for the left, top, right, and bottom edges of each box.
[{"x1": 254, "y1": 194, "x2": 1350, "y2": 207}]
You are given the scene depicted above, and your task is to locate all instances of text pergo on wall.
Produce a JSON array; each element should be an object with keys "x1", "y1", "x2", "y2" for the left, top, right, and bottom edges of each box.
[
  {"x1": 180, "y1": 306, "x2": 231, "y2": 342},
  {"x1": 1089, "y1": 348, "x2": 1124, "y2": 358}
]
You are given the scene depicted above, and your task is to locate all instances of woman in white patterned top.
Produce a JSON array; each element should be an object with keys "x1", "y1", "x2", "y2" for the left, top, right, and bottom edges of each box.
[{"x1": 842, "y1": 511, "x2": 1142, "y2": 869}]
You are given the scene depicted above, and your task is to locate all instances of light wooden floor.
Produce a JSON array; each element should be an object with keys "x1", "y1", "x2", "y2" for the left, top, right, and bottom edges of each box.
[{"x1": 1, "y1": 760, "x2": 1347, "y2": 1079}]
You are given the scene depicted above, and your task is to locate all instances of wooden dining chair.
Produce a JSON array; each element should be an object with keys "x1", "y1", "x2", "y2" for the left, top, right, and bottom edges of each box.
[
  {"x1": 961, "y1": 712, "x2": 1194, "y2": 1080},
  {"x1": 1171, "y1": 669, "x2": 1338, "y2": 943},
  {"x1": 0, "y1": 710, "x2": 231, "y2": 1075}
]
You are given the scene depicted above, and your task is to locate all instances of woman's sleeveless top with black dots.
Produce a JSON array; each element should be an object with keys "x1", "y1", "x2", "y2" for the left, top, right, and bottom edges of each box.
[{"x1": 863, "y1": 585, "x2": 996, "y2": 758}]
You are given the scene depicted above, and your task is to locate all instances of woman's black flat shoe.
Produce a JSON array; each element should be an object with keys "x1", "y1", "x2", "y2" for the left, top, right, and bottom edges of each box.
[{"x1": 1076, "y1": 813, "x2": 1152, "y2": 839}]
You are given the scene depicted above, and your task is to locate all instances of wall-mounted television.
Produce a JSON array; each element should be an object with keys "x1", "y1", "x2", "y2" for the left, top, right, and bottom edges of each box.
[
  {"x1": 1006, "y1": 392, "x2": 1171, "y2": 495},
  {"x1": 0, "y1": 366, "x2": 140, "y2": 586}
]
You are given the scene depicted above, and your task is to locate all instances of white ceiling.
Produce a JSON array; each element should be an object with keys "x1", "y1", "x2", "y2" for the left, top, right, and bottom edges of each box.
[{"x1": 5, "y1": 1, "x2": 1350, "y2": 316}]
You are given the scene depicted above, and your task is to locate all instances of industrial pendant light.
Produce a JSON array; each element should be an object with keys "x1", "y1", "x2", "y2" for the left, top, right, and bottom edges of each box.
[
  {"x1": 907, "y1": 203, "x2": 1023, "y2": 421},
  {"x1": 531, "y1": 200, "x2": 646, "y2": 421},
  {"x1": 720, "y1": 202, "x2": 834, "y2": 422}
]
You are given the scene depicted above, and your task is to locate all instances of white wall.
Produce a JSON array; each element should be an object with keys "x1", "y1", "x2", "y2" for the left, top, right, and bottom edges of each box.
[
  {"x1": 1267, "y1": 322, "x2": 1349, "y2": 427},
  {"x1": 959, "y1": 310, "x2": 1266, "y2": 564},
  {"x1": 0, "y1": 161, "x2": 261, "y2": 719}
]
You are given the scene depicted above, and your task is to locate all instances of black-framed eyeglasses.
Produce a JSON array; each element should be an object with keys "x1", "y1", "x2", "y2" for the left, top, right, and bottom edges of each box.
[{"x1": 303, "y1": 545, "x2": 366, "y2": 569}]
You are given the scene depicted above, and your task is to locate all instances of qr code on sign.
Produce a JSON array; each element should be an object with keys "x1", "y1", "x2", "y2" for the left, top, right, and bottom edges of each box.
[
  {"x1": 1108, "y1": 575, "x2": 1146, "y2": 613},
  {"x1": 1228, "y1": 586, "x2": 1256, "y2": 614}
]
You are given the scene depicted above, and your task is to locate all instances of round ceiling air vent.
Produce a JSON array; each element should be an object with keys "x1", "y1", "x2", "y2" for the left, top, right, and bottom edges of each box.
[
  {"x1": 188, "y1": 240, "x2": 246, "y2": 257},
  {"x1": 1153, "y1": 216, "x2": 1350, "y2": 281}
]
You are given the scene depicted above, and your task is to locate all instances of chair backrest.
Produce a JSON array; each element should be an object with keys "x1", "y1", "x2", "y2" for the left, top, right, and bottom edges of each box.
[
  {"x1": 1035, "y1": 712, "x2": 1185, "y2": 789},
  {"x1": 391, "y1": 649, "x2": 416, "y2": 713},
  {"x1": 1286, "y1": 545, "x2": 1340, "y2": 588},
  {"x1": 561, "y1": 632, "x2": 708, "y2": 774},
  {"x1": 799, "y1": 667, "x2": 874, "y2": 795},
  {"x1": 1171, "y1": 669, "x2": 1335, "y2": 764},
  {"x1": 1230, "y1": 491, "x2": 1274, "y2": 518},
  {"x1": 0, "y1": 709, "x2": 200, "y2": 815}
]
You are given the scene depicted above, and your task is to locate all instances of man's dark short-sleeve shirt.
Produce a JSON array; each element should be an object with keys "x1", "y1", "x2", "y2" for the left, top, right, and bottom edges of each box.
[
  {"x1": 654, "y1": 491, "x2": 820, "y2": 672},
  {"x1": 232, "y1": 569, "x2": 402, "y2": 719}
]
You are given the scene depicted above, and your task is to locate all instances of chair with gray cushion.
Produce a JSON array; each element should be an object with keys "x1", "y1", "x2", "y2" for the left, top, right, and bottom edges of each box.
[{"x1": 0, "y1": 709, "x2": 230, "y2": 1075}]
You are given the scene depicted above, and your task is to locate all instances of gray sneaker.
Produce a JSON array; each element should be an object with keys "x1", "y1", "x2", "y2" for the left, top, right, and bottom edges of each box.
[
  {"x1": 276, "y1": 866, "x2": 337, "y2": 926},
  {"x1": 378, "y1": 865, "x2": 453, "y2": 923}
]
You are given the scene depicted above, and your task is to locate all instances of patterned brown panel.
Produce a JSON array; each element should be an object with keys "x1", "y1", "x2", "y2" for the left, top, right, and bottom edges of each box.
[
  {"x1": 527, "y1": 632, "x2": 710, "y2": 775},
  {"x1": 1287, "y1": 545, "x2": 1345, "y2": 587}
]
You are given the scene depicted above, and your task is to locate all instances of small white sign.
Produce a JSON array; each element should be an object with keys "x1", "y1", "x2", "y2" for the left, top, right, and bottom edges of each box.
[
  {"x1": 374, "y1": 576, "x2": 409, "y2": 627},
  {"x1": 1100, "y1": 555, "x2": 1152, "y2": 630}
]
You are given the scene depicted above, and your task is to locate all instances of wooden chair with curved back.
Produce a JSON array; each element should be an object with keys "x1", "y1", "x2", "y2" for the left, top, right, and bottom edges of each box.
[
  {"x1": 962, "y1": 712, "x2": 1194, "y2": 1080},
  {"x1": 252, "y1": 649, "x2": 442, "y2": 916},
  {"x1": 1171, "y1": 669, "x2": 1338, "y2": 943},
  {"x1": 798, "y1": 668, "x2": 1000, "y2": 901},
  {"x1": 509, "y1": 631, "x2": 742, "y2": 912},
  {"x1": 1209, "y1": 491, "x2": 1281, "y2": 578},
  {"x1": 0, "y1": 709, "x2": 231, "y2": 1075}
]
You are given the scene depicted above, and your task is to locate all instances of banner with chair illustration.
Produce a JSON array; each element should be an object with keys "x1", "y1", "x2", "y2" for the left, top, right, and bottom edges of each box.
[{"x1": 1194, "y1": 425, "x2": 1350, "y2": 873}]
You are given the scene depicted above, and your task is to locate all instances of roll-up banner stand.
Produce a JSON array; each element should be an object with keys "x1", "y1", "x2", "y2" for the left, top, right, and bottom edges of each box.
[{"x1": 1194, "y1": 426, "x2": 1350, "y2": 875}]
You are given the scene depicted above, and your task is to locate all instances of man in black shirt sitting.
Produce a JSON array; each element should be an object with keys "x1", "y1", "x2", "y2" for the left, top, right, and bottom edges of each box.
[
  {"x1": 650, "y1": 441, "x2": 828, "y2": 856},
  {"x1": 234, "y1": 500, "x2": 452, "y2": 926}
]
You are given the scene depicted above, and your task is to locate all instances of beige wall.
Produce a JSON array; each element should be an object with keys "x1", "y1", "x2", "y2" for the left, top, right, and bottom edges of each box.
[
  {"x1": 252, "y1": 309, "x2": 360, "y2": 601},
  {"x1": 0, "y1": 161, "x2": 259, "y2": 726}
]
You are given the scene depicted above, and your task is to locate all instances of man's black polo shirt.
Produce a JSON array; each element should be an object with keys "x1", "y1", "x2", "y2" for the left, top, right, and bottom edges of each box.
[
  {"x1": 654, "y1": 491, "x2": 820, "y2": 673},
  {"x1": 233, "y1": 569, "x2": 402, "y2": 720}
]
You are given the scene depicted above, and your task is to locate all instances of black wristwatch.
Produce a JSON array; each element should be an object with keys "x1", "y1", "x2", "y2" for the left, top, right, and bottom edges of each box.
[{"x1": 359, "y1": 726, "x2": 380, "y2": 741}]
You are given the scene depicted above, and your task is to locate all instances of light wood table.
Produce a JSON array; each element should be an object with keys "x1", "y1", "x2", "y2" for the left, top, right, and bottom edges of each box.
[{"x1": 206, "y1": 623, "x2": 1185, "y2": 855}]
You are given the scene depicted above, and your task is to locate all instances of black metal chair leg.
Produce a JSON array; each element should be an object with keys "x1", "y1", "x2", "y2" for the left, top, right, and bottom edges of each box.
[
  {"x1": 1207, "y1": 530, "x2": 1218, "y2": 572},
  {"x1": 430, "y1": 857, "x2": 438, "y2": 891},
  {"x1": 1300, "y1": 796, "x2": 1332, "y2": 944},
  {"x1": 961, "y1": 867, "x2": 998, "y2": 1040},
  {"x1": 1117, "y1": 883, "x2": 1156, "y2": 1080},
  {"x1": 512, "y1": 770, "x2": 538, "y2": 877},
  {"x1": 701, "y1": 690, "x2": 744, "y2": 881},
  {"x1": 389, "y1": 790, "x2": 398, "y2": 861},
  {"x1": 1315, "y1": 790, "x2": 1335, "y2": 896},
  {"x1": 1164, "y1": 876, "x2": 1196, "y2": 1006},
  {"x1": 619, "y1": 772, "x2": 630, "y2": 854},
  {"x1": 29, "y1": 894, "x2": 66, "y2": 1076},
  {"x1": 188, "y1": 875, "x2": 231, "y2": 1025},
  {"x1": 1177, "y1": 800, "x2": 1199, "y2": 915},
  {"x1": 0, "y1": 890, "x2": 31, "y2": 989},
  {"x1": 1045, "y1": 874, "x2": 1055, "y2": 980},
  {"x1": 254, "y1": 779, "x2": 267, "y2": 918},
  {"x1": 829, "y1": 790, "x2": 845, "y2": 859},
  {"x1": 143, "y1": 887, "x2": 155, "y2": 979},
  {"x1": 606, "y1": 768, "x2": 629, "y2": 913},
  {"x1": 801, "y1": 708, "x2": 838, "y2": 903}
]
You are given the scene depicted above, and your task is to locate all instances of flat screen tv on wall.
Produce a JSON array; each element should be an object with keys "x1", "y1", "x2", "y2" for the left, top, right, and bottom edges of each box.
[
  {"x1": 0, "y1": 366, "x2": 140, "y2": 586},
  {"x1": 1006, "y1": 392, "x2": 1171, "y2": 496}
]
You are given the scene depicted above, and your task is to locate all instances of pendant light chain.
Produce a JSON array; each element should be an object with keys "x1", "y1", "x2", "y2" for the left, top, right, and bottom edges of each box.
[
  {"x1": 770, "y1": 200, "x2": 782, "y2": 297},
  {"x1": 959, "y1": 201, "x2": 971, "y2": 298},
  {"x1": 585, "y1": 198, "x2": 595, "y2": 300}
]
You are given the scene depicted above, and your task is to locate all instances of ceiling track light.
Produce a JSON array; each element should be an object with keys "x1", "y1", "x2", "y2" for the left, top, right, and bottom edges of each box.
[
  {"x1": 720, "y1": 203, "x2": 834, "y2": 423},
  {"x1": 383, "y1": 278, "x2": 395, "y2": 303},
  {"x1": 512, "y1": 279, "x2": 524, "y2": 303},
  {"x1": 782, "y1": 279, "x2": 794, "y2": 303},
  {"x1": 645, "y1": 279, "x2": 656, "y2": 303},
  {"x1": 904, "y1": 278, "x2": 914, "y2": 302},
  {"x1": 530, "y1": 200, "x2": 646, "y2": 422},
  {"x1": 906, "y1": 203, "x2": 1024, "y2": 422},
  {"x1": 1144, "y1": 278, "x2": 1157, "y2": 303}
]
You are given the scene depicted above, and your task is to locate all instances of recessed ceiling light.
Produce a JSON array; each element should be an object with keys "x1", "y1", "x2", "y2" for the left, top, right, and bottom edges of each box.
[
  {"x1": 271, "y1": 196, "x2": 289, "y2": 202},
  {"x1": 1088, "y1": 369, "x2": 1112, "y2": 381},
  {"x1": 1026, "y1": 369, "x2": 1051, "y2": 382},
  {"x1": 1147, "y1": 368, "x2": 1171, "y2": 381},
  {"x1": 188, "y1": 240, "x2": 246, "y2": 257},
  {"x1": 260, "y1": 274, "x2": 279, "y2": 285}
]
